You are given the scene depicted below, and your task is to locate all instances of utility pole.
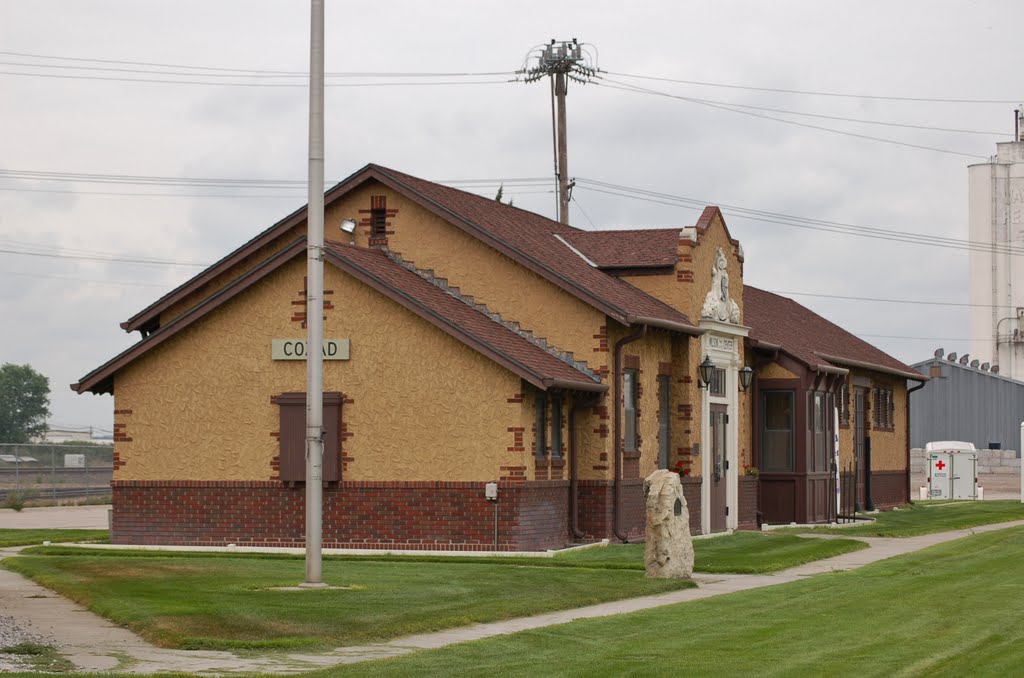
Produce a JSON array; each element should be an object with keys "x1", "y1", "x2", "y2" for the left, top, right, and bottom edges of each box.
[
  {"x1": 519, "y1": 39, "x2": 599, "y2": 225},
  {"x1": 302, "y1": 0, "x2": 326, "y2": 588}
]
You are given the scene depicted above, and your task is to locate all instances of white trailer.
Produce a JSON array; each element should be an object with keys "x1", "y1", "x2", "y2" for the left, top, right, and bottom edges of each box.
[{"x1": 925, "y1": 441, "x2": 978, "y2": 500}]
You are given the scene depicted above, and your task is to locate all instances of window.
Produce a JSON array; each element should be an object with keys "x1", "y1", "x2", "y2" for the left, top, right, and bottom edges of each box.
[
  {"x1": 624, "y1": 368, "x2": 639, "y2": 452},
  {"x1": 761, "y1": 390, "x2": 794, "y2": 472},
  {"x1": 658, "y1": 374, "x2": 671, "y2": 468},
  {"x1": 872, "y1": 387, "x2": 895, "y2": 430},
  {"x1": 535, "y1": 393, "x2": 547, "y2": 459},
  {"x1": 812, "y1": 392, "x2": 829, "y2": 472},
  {"x1": 370, "y1": 195, "x2": 387, "y2": 238},
  {"x1": 550, "y1": 393, "x2": 563, "y2": 460},
  {"x1": 271, "y1": 392, "x2": 342, "y2": 482},
  {"x1": 709, "y1": 368, "x2": 726, "y2": 397}
]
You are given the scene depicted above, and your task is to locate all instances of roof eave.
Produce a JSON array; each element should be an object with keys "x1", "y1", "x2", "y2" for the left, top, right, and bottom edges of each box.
[
  {"x1": 813, "y1": 352, "x2": 929, "y2": 382},
  {"x1": 74, "y1": 238, "x2": 309, "y2": 395},
  {"x1": 323, "y1": 247, "x2": 599, "y2": 392},
  {"x1": 630, "y1": 315, "x2": 702, "y2": 336}
]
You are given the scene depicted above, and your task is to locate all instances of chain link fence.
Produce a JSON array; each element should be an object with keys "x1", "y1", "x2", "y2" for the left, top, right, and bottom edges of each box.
[{"x1": 0, "y1": 443, "x2": 113, "y2": 508}]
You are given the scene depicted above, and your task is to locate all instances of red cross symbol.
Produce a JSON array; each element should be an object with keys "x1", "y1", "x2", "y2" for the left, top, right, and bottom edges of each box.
[{"x1": 935, "y1": 460, "x2": 946, "y2": 470}]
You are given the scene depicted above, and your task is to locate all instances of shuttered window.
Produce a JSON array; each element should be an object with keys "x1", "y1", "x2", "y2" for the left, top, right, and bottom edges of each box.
[
  {"x1": 535, "y1": 393, "x2": 547, "y2": 459},
  {"x1": 658, "y1": 374, "x2": 671, "y2": 468},
  {"x1": 624, "y1": 368, "x2": 639, "y2": 452},
  {"x1": 271, "y1": 392, "x2": 343, "y2": 482},
  {"x1": 550, "y1": 393, "x2": 563, "y2": 460}
]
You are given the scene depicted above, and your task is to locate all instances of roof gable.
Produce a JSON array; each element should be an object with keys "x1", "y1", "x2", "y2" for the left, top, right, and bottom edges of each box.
[
  {"x1": 75, "y1": 237, "x2": 605, "y2": 395},
  {"x1": 121, "y1": 164, "x2": 698, "y2": 337}
]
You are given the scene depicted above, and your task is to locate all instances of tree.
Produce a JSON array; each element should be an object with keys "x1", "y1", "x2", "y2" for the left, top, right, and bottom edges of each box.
[{"x1": 0, "y1": 363, "x2": 51, "y2": 443}]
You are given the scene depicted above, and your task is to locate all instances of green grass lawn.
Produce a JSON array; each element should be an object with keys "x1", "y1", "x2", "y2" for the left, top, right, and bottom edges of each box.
[
  {"x1": 2, "y1": 553, "x2": 692, "y2": 651},
  {"x1": 0, "y1": 531, "x2": 862, "y2": 653},
  {"x1": 556, "y1": 532, "x2": 867, "y2": 573},
  {"x1": 0, "y1": 529, "x2": 108, "y2": 547},
  {"x1": 326, "y1": 525, "x2": 1024, "y2": 677},
  {"x1": 804, "y1": 500, "x2": 1024, "y2": 537}
]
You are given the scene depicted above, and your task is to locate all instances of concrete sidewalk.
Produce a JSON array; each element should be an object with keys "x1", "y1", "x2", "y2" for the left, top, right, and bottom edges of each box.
[
  {"x1": 0, "y1": 505, "x2": 111, "y2": 530},
  {"x1": 1, "y1": 519, "x2": 1022, "y2": 674}
]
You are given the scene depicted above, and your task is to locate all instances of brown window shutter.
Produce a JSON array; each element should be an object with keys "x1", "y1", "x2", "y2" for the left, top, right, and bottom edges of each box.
[{"x1": 272, "y1": 392, "x2": 344, "y2": 482}]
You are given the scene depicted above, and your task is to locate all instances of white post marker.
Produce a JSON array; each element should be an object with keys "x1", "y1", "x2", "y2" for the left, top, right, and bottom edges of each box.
[
  {"x1": 1020, "y1": 422, "x2": 1023, "y2": 504},
  {"x1": 302, "y1": 0, "x2": 326, "y2": 588}
]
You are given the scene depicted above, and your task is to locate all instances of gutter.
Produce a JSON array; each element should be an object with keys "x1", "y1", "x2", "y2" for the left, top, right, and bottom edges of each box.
[
  {"x1": 814, "y1": 352, "x2": 928, "y2": 383},
  {"x1": 543, "y1": 378, "x2": 608, "y2": 393},
  {"x1": 630, "y1": 316, "x2": 702, "y2": 336},
  {"x1": 613, "y1": 324, "x2": 647, "y2": 543}
]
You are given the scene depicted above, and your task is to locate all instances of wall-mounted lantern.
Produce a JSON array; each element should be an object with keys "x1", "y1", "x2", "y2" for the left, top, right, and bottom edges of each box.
[
  {"x1": 739, "y1": 366, "x2": 754, "y2": 392},
  {"x1": 698, "y1": 356, "x2": 716, "y2": 389}
]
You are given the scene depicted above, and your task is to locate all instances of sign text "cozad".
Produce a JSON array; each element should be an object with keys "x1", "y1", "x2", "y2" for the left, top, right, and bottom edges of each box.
[{"x1": 271, "y1": 339, "x2": 350, "y2": 361}]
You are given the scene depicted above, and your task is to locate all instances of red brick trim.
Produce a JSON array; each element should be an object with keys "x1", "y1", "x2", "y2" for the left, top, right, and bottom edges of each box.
[{"x1": 623, "y1": 354, "x2": 640, "y2": 370}]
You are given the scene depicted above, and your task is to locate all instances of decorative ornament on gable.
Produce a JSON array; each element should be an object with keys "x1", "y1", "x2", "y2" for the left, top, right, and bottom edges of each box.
[{"x1": 700, "y1": 247, "x2": 741, "y2": 324}]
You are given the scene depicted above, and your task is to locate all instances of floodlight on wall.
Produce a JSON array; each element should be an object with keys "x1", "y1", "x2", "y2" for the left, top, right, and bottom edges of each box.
[
  {"x1": 698, "y1": 356, "x2": 716, "y2": 389},
  {"x1": 340, "y1": 218, "x2": 357, "y2": 234},
  {"x1": 739, "y1": 366, "x2": 754, "y2": 392}
]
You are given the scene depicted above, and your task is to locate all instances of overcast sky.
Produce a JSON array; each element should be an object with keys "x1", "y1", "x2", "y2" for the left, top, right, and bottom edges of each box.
[{"x1": 1, "y1": 1, "x2": 1021, "y2": 433}]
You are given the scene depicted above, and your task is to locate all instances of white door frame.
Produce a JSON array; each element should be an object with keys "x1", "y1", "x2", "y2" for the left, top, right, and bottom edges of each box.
[{"x1": 699, "y1": 319, "x2": 749, "y2": 534}]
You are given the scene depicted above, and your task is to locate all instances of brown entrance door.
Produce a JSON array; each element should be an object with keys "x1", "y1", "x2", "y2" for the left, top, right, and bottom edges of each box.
[
  {"x1": 853, "y1": 387, "x2": 867, "y2": 510},
  {"x1": 710, "y1": 404, "x2": 728, "y2": 532}
]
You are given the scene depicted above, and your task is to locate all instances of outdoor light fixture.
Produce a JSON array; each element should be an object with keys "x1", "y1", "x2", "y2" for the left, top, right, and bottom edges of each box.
[
  {"x1": 739, "y1": 366, "x2": 754, "y2": 392},
  {"x1": 340, "y1": 218, "x2": 357, "y2": 234},
  {"x1": 698, "y1": 356, "x2": 716, "y2": 389}
]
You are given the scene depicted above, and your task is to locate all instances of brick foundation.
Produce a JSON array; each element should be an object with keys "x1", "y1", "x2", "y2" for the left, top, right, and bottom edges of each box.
[
  {"x1": 738, "y1": 476, "x2": 759, "y2": 530},
  {"x1": 870, "y1": 470, "x2": 909, "y2": 510},
  {"x1": 681, "y1": 477, "x2": 702, "y2": 534},
  {"x1": 111, "y1": 476, "x2": 712, "y2": 550},
  {"x1": 111, "y1": 480, "x2": 571, "y2": 552}
]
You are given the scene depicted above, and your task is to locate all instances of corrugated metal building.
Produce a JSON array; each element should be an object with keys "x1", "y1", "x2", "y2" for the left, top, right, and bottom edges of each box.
[{"x1": 911, "y1": 350, "x2": 1024, "y2": 456}]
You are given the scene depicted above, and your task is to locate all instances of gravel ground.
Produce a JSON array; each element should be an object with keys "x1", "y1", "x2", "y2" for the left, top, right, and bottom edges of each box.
[{"x1": 0, "y1": 613, "x2": 55, "y2": 671}]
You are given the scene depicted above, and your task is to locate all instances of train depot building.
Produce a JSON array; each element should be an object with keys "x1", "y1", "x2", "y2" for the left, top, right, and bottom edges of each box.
[{"x1": 74, "y1": 165, "x2": 925, "y2": 550}]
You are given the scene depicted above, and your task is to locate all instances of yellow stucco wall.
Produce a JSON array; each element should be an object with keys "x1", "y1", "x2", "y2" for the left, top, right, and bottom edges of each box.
[
  {"x1": 330, "y1": 182, "x2": 605, "y2": 365},
  {"x1": 758, "y1": 362, "x2": 798, "y2": 380},
  {"x1": 622, "y1": 212, "x2": 744, "y2": 327},
  {"x1": 114, "y1": 256, "x2": 524, "y2": 482},
  {"x1": 836, "y1": 370, "x2": 909, "y2": 472}
]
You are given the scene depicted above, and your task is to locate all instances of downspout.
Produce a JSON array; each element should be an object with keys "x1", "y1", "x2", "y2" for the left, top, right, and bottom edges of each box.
[
  {"x1": 569, "y1": 392, "x2": 601, "y2": 540},
  {"x1": 906, "y1": 380, "x2": 927, "y2": 503},
  {"x1": 613, "y1": 324, "x2": 647, "y2": 543}
]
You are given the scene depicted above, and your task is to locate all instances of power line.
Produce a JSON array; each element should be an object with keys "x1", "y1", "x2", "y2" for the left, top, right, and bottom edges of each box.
[
  {"x1": 0, "y1": 270, "x2": 172, "y2": 288},
  {"x1": 0, "y1": 247, "x2": 208, "y2": 268},
  {"x1": 606, "y1": 70, "x2": 1024, "y2": 105},
  {"x1": 0, "y1": 169, "x2": 550, "y2": 190},
  {"x1": 767, "y1": 290, "x2": 1004, "y2": 309},
  {"x1": 599, "y1": 85, "x2": 1004, "y2": 136},
  {"x1": 0, "y1": 49, "x2": 513, "y2": 78},
  {"x1": 0, "y1": 70, "x2": 511, "y2": 88},
  {"x1": 596, "y1": 79, "x2": 989, "y2": 159},
  {"x1": 573, "y1": 178, "x2": 1024, "y2": 256},
  {"x1": 0, "y1": 59, "x2": 516, "y2": 80},
  {"x1": 854, "y1": 333, "x2": 970, "y2": 341}
]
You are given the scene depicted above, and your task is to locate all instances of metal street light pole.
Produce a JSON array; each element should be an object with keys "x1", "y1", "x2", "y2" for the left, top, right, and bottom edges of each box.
[{"x1": 303, "y1": 0, "x2": 326, "y2": 588}]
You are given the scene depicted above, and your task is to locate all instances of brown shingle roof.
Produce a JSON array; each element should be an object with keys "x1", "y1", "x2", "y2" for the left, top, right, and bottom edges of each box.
[
  {"x1": 119, "y1": 164, "x2": 697, "y2": 336},
  {"x1": 362, "y1": 166, "x2": 697, "y2": 333},
  {"x1": 560, "y1": 229, "x2": 679, "y2": 268},
  {"x1": 75, "y1": 238, "x2": 605, "y2": 395},
  {"x1": 743, "y1": 286, "x2": 924, "y2": 381}
]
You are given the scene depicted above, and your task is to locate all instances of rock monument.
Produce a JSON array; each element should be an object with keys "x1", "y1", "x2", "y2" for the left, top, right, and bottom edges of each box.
[{"x1": 643, "y1": 469, "x2": 694, "y2": 579}]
